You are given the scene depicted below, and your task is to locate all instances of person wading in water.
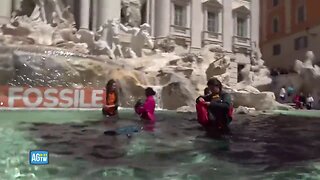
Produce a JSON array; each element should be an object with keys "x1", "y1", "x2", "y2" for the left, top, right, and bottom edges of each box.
[
  {"x1": 102, "y1": 79, "x2": 119, "y2": 117},
  {"x1": 196, "y1": 78, "x2": 233, "y2": 136}
]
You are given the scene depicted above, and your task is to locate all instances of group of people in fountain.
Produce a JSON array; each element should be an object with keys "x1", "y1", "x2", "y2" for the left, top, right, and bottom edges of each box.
[
  {"x1": 279, "y1": 86, "x2": 315, "y2": 110},
  {"x1": 102, "y1": 78, "x2": 234, "y2": 136},
  {"x1": 102, "y1": 79, "x2": 156, "y2": 123}
]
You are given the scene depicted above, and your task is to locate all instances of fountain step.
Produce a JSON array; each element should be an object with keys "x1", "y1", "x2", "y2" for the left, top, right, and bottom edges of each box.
[
  {"x1": 0, "y1": 46, "x2": 14, "y2": 54},
  {"x1": 0, "y1": 54, "x2": 13, "y2": 59}
]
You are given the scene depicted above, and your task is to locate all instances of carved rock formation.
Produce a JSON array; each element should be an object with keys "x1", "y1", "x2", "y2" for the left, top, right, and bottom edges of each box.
[{"x1": 0, "y1": 0, "x2": 288, "y2": 111}]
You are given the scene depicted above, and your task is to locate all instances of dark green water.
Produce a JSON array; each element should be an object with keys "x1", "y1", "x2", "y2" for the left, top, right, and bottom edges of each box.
[{"x1": 0, "y1": 109, "x2": 320, "y2": 180}]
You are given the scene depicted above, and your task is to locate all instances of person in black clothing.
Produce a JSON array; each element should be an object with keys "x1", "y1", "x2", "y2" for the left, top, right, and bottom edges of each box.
[
  {"x1": 196, "y1": 78, "x2": 233, "y2": 134},
  {"x1": 300, "y1": 92, "x2": 306, "y2": 107}
]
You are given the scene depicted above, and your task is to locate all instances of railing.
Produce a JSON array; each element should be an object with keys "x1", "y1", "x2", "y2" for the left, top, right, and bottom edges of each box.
[
  {"x1": 233, "y1": 36, "x2": 251, "y2": 47},
  {"x1": 202, "y1": 31, "x2": 223, "y2": 44},
  {"x1": 170, "y1": 25, "x2": 191, "y2": 37}
]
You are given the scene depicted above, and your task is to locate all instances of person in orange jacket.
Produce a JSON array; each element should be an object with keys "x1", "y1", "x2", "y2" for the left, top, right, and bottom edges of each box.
[{"x1": 102, "y1": 79, "x2": 119, "y2": 117}]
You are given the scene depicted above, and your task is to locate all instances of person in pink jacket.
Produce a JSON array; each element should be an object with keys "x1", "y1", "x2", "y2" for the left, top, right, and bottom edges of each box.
[{"x1": 134, "y1": 87, "x2": 156, "y2": 123}]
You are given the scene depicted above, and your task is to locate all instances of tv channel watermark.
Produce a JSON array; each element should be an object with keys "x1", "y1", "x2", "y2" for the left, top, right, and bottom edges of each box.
[{"x1": 29, "y1": 150, "x2": 49, "y2": 165}]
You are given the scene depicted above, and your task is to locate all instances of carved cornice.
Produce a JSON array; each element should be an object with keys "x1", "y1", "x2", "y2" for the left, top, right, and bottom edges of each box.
[
  {"x1": 233, "y1": 5, "x2": 250, "y2": 15},
  {"x1": 202, "y1": 0, "x2": 223, "y2": 8}
]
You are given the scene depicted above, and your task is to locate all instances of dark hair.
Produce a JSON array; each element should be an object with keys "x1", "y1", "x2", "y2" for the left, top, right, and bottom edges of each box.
[
  {"x1": 106, "y1": 79, "x2": 118, "y2": 103},
  {"x1": 106, "y1": 79, "x2": 116, "y2": 91},
  {"x1": 204, "y1": 87, "x2": 211, "y2": 95},
  {"x1": 207, "y1": 78, "x2": 222, "y2": 91},
  {"x1": 145, "y1": 87, "x2": 156, "y2": 97}
]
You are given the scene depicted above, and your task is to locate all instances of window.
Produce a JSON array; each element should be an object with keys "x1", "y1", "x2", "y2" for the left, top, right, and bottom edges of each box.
[
  {"x1": 273, "y1": 0, "x2": 279, "y2": 7},
  {"x1": 272, "y1": 17, "x2": 279, "y2": 33},
  {"x1": 237, "y1": 17, "x2": 247, "y2": 37},
  {"x1": 207, "y1": 11, "x2": 218, "y2": 32},
  {"x1": 273, "y1": 44, "x2": 281, "y2": 55},
  {"x1": 174, "y1": 4, "x2": 186, "y2": 26},
  {"x1": 297, "y1": 5, "x2": 306, "y2": 23},
  {"x1": 294, "y1": 36, "x2": 308, "y2": 50}
]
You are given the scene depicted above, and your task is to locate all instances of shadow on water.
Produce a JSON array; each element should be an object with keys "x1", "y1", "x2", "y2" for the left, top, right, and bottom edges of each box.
[{"x1": 21, "y1": 112, "x2": 320, "y2": 178}]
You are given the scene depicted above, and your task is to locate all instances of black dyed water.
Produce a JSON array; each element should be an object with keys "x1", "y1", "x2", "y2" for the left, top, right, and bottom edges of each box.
[{"x1": 1, "y1": 110, "x2": 320, "y2": 179}]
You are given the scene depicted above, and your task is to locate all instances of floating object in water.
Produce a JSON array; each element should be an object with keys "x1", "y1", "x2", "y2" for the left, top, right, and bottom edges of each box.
[{"x1": 104, "y1": 125, "x2": 142, "y2": 136}]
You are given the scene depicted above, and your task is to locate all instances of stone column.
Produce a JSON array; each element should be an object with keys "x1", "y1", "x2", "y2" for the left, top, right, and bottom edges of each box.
[
  {"x1": 190, "y1": 0, "x2": 202, "y2": 50},
  {"x1": 250, "y1": 0, "x2": 259, "y2": 46},
  {"x1": 91, "y1": 0, "x2": 98, "y2": 31},
  {"x1": 97, "y1": 0, "x2": 121, "y2": 26},
  {"x1": 96, "y1": 0, "x2": 120, "y2": 40},
  {"x1": 0, "y1": 0, "x2": 12, "y2": 24},
  {"x1": 146, "y1": 0, "x2": 156, "y2": 36},
  {"x1": 79, "y1": 0, "x2": 90, "y2": 29},
  {"x1": 154, "y1": 0, "x2": 170, "y2": 38},
  {"x1": 222, "y1": 0, "x2": 232, "y2": 52}
]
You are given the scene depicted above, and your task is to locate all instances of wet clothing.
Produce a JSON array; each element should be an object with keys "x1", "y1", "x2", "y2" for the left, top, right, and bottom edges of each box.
[
  {"x1": 196, "y1": 92, "x2": 233, "y2": 132},
  {"x1": 135, "y1": 96, "x2": 156, "y2": 123},
  {"x1": 102, "y1": 92, "x2": 118, "y2": 116}
]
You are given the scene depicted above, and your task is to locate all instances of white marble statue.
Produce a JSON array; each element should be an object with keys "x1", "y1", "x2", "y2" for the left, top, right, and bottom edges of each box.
[
  {"x1": 31, "y1": 0, "x2": 66, "y2": 24},
  {"x1": 251, "y1": 41, "x2": 262, "y2": 62},
  {"x1": 304, "y1": 51, "x2": 315, "y2": 68},
  {"x1": 241, "y1": 64, "x2": 254, "y2": 86},
  {"x1": 234, "y1": 64, "x2": 260, "y2": 93},
  {"x1": 93, "y1": 33, "x2": 115, "y2": 59},
  {"x1": 97, "y1": 19, "x2": 124, "y2": 58},
  {"x1": 74, "y1": 29, "x2": 114, "y2": 58},
  {"x1": 244, "y1": 42, "x2": 272, "y2": 88},
  {"x1": 29, "y1": 0, "x2": 46, "y2": 22},
  {"x1": 294, "y1": 51, "x2": 320, "y2": 76},
  {"x1": 119, "y1": 23, "x2": 154, "y2": 58}
]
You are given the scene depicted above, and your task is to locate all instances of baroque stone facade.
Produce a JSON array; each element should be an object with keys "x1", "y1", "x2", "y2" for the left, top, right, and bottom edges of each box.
[
  {"x1": 3, "y1": 0, "x2": 259, "y2": 49},
  {"x1": 1, "y1": 0, "x2": 260, "y2": 85}
]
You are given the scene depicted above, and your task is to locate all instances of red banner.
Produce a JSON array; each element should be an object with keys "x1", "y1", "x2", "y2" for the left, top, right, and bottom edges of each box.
[{"x1": 0, "y1": 86, "x2": 106, "y2": 109}]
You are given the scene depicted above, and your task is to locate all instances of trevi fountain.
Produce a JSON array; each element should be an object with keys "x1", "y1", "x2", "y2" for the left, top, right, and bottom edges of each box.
[
  {"x1": 0, "y1": 1, "x2": 320, "y2": 180},
  {"x1": 0, "y1": 0, "x2": 302, "y2": 112}
]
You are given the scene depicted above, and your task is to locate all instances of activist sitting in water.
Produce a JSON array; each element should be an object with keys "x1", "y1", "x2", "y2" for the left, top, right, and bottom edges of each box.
[
  {"x1": 134, "y1": 87, "x2": 156, "y2": 123},
  {"x1": 102, "y1": 79, "x2": 119, "y2": 117},
  {"x1": 196, "y1": 78, "x2": 233, "y2": 134}
]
